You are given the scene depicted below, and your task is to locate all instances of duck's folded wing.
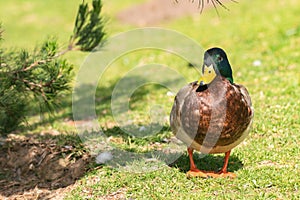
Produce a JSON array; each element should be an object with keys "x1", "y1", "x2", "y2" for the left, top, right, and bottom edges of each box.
[
  {"x1": 233, "y1": 84, "x2": 254, "y2": 118},
  {"x1": 170, "y1": 82, "x2": 201, "y2": 142}
]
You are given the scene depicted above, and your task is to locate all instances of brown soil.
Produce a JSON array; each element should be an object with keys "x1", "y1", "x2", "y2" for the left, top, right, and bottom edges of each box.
[{"x1": 0, "y1": 133, "x2": 92, "y2": 200}]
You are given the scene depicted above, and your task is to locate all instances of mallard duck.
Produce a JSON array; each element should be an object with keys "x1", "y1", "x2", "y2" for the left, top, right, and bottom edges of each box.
[{"x1": 170, "y1": 47, "x2": 253, "y2": 178}]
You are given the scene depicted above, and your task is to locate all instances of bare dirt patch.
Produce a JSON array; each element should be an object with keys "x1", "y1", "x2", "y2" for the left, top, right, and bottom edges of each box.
[{"x1": 0, "y1": 133, "x2": 92, "y2": 200}]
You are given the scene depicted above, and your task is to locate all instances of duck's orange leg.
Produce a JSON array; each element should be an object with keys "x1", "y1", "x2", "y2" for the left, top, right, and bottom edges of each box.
[
  {"x1": 186, "y1": 148, "x2": 209, "y2": 178},
  {"x1": 188, "y1": 147, "x2": 199, "y2": 172},
  {"x1": 216, "y1": 150, "x2": 236, "y2": 178},
  {"x1": 220, "y1": 150, "x2": 231, "y2": 173}
]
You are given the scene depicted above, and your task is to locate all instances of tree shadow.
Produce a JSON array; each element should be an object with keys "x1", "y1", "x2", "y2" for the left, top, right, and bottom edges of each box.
[
  {"x1": 19, "y1": 67, "x2": 185, "y2": 133},
  {"x1": 72, "y1": 72, "x2": 185, "y2": 121},
  {"x1": 65, "y1": 77, "x2": 156, "y2": 123},
  {"x1": 169, "y1": 151, "x2": 244, "y2": 173}
]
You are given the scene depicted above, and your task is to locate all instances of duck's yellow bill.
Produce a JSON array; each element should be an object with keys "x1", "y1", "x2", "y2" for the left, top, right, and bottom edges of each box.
[{"x1": 198, "y1": 64, "x2": 216, "y2": 84}]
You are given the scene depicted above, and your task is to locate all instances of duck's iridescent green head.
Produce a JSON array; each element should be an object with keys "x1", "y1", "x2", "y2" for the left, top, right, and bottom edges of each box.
[{"x1": 203, "y1": 47, "x2": 234, "y2": 84}]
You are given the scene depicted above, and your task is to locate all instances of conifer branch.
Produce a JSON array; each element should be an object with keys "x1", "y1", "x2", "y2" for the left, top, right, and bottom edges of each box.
[{"x1": 0, "y1": 0, "x2": 106, "y2": 133}]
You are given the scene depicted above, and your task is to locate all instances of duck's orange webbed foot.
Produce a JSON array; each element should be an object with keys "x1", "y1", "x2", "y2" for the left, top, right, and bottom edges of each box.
[
  {"x1": 186, "y1": 169, "x2": 215, "y2": 178},
  {"x1": 205, "y1": 171, "x2": 236, "y2": 179},
  {"x1": 217, "y1": 170, "x2": 236, "y2": 179},
  {"x1": 187, "y1": 169, "x2": 236, "y2": 179}
]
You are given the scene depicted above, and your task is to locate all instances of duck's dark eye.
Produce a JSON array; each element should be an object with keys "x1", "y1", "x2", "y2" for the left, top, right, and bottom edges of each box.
[
  {"x1": 208, "y1": 70, "x2": 211, "y2": 73},
  {"x1": 217, "y1": 55, "x2": 223, "y2": 62}
]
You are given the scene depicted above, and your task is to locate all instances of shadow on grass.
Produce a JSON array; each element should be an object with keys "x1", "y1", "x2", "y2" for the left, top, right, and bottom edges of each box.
[
  {"x1": 20, "y1": 68, "x2": 182, "y2": 133},
  {"x1": 103, "y1": 125, "x2": 171, "y2": 140},
  {"x1": 101, "y1": 123, "x2": 243, "y2": 173},
  {"x1": 169, "y1": 152, "x2": 244, "y2": 173}
]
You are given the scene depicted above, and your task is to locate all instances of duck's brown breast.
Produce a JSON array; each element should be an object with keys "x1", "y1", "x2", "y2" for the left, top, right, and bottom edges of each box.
[{"x1": 170, "y1": 76, "x2": 253, "y2": 153}]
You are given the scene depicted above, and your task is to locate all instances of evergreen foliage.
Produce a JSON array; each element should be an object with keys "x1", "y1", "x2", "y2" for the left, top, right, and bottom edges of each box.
[{"x1": 0, "y1": 0, "x2": 106, "y2": 134}]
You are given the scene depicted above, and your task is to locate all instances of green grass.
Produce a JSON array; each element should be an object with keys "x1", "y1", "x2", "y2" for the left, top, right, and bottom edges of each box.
[{"x1": 1, "y1": 0, "x2": 300, "y2": 199}]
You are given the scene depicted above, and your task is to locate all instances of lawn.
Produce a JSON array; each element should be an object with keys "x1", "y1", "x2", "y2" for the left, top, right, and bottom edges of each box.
[{"x1": 0, "y1": 0, "x2": 300, "y2": 199}]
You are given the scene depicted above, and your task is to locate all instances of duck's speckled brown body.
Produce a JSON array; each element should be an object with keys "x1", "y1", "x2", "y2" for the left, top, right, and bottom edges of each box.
[{"x1": 170, "y1": 76, "x2": 253, "y2": 154}]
